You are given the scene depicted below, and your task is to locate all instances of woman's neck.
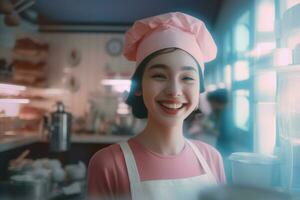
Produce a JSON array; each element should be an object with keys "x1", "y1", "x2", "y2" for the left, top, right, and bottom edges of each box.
[{"x1": 134, "y1": 119, "x2": 185, "y2": 156}]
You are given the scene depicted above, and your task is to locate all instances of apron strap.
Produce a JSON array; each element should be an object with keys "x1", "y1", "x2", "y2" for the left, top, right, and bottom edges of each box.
[
  {"x1": 186, "y1": 139, "x2": 216, "y2": 180},
  {"x1": 119, "y1": 139, "x2": 216, "y2": 198},
  {"x1": 119, "y1": 141, "x2": 140, "y2": 196}
]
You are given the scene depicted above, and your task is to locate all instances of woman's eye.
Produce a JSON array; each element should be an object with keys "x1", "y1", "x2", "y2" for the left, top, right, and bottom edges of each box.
[
  {"x1": 151, "y1": 74, "x2": 166, "y2": 79},
  {"x1": 182, "y1": 77, "x2": 194, "y2": 81}
]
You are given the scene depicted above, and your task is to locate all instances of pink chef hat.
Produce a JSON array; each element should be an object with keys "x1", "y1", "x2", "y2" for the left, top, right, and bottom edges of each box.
[{"x1": 123, "y1": 12, "x2": 217, "y2": 75}]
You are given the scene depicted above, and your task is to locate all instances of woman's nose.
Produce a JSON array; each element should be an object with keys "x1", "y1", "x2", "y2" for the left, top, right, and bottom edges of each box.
[{"x1": 165, "y1": 80, "x2": 183, "y2": 97}]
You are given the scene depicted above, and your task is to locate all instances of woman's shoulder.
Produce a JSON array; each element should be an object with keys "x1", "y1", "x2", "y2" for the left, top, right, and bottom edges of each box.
[
  {"x1": 189, "y1": 139, "x2": 226, "y2": 183},
  {"x1": 87, "y1": 143, "x2": 131, "y2": 196},
  {"x1": 89, "y1": 143, "x2": 124, "y2": 169},
  {"x1": 190, "y1": 139, "x2": 221, "y2": 156},
  {"x1": 189, "y1": 139, "x2": 223, "y2": 169},
  {"x1": 91, "y1": 144, "x2": 122, "y2": 163}
]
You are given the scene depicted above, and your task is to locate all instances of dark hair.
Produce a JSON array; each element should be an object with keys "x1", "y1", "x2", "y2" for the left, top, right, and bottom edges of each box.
[{"x1": 126, "y1": 48, "x2": 205, "y2": 119}]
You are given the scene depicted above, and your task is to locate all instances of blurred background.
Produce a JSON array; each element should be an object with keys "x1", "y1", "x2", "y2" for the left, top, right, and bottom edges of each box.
[{"x1": 0, "y1": 0, "x2": 300, "y2": 199}]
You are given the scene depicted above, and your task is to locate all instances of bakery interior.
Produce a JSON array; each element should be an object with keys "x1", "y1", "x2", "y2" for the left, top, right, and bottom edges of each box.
[{"x1": 0, "y1": 0, "x2": 300, "y2": 199}]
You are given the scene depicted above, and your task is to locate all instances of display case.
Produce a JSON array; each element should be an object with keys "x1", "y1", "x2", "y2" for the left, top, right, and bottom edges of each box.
[{"x1": 252, "y1": 0, "x2": 300, "y2": 196}]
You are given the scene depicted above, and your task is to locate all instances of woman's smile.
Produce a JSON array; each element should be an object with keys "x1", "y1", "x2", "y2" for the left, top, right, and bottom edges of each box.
[
  {"x1": 158, "y1": 102, "x2": 185, "y2": 115},
  {"x1": 156, "y1": 100, "x2": 188, "y2": 115},
  {"x1": 142, "y1": 49, "x2": 200, "y2": 123}
]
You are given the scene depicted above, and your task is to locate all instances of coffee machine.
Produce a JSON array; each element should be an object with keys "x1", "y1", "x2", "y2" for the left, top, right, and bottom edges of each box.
[{"x1": 44, "y1": 102, "x2": 72, "y2": 152}]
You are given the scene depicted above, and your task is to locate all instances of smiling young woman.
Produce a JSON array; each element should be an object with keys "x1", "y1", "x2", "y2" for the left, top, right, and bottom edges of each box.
[
  {"x1": 141, "y1": 49, "x2": 200, "y2": 126},
  {"x1": 87, "y1": 12, "x2": 226, "y2": 200}
]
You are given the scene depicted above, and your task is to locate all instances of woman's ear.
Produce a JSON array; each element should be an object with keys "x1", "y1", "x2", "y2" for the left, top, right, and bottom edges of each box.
[{"x1": 135, "y1": 90, "x2": 142, "y2": 96}]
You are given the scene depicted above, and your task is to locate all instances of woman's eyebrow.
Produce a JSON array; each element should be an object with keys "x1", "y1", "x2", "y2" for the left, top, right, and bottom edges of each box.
[
  {"x1": 148, "y1": 64, "x2": 168, "y2": 71},
  {"x1": 148, "y1": 64, "x2": 197, "y2": 72},
  {"x1": 181, "y1": 66, "x2": 197, "y2": 72}
]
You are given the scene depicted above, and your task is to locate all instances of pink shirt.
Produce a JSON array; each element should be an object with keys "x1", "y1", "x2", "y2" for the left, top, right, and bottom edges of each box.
[{"x1": 87, "y1": 138, "x2": 226, "y2": 199}]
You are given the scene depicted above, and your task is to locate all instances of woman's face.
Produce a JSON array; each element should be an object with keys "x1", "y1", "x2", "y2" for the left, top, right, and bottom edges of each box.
[{"x1": 141, "y1": 49, "x2": 200, "y2": 126}]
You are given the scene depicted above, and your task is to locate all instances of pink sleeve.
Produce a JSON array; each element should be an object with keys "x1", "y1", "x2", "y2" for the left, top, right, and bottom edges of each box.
[
  {"x1": 87, "y1": 144, "x2": 131, "y2": 200},
  {"x1": 193, "y1": 140, "x2": 226, "y2": 184}
]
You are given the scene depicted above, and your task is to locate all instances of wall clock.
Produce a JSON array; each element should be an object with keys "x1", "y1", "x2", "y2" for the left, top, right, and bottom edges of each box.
[{"x1": 106, "y1": 38, "x2": 123, "y2": 56}]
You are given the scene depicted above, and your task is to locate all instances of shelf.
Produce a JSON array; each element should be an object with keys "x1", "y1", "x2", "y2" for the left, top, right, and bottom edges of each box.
[
  {"x1": 0, "y1": 134, "x2": 40, "y2": 152},
  {"x1": 274, "y1": 64, "x2": 300, "y2": 73},
  {"x1": 255, "y1": 64, "x2": 300, "y2": 73},
  {"x1": 71, "y1": 134, "x2": 131, "y2": 144},
  {"x1": 0, "y1": 133, "x2": 131, "y2": 152}
]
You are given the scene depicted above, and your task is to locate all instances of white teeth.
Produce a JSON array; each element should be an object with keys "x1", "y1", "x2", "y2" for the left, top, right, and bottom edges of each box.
[{"x1": 161, "y1": 103, "x2": 183, "y2": 109}]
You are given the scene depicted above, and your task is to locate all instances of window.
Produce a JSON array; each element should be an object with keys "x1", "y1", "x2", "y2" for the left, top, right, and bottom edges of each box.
[
  {"x1": 234, "y1": 90, "x2": 250, "y2": 131},
  {"x1": 234, "y1": 60, "x2": 250, "y2": 81}
]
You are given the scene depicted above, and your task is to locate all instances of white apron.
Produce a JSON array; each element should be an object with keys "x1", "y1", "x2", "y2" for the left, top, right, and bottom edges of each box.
[{"x1": 119, "y1": 140, "x2": 217, "y2": 200}]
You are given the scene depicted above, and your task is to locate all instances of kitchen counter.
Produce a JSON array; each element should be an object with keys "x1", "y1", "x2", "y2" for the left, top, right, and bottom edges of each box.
[
  {"x1": 0, "y1": 134, "x2": 41, "y2": 152},
  {"x1": 0, "y1": 133, "x2": 132, "y2": 200},
  {"x1": 0, "y1": 133, "x2": 132, "y2": 152},
  {"x1": 72, "y1": 134, "x2": 131, "y2": 144}
]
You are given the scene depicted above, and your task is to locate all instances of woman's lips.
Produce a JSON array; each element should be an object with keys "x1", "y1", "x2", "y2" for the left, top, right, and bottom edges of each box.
[
  {"x1": 161, "y1": 102, "x2": 183, "y2": 109},
  {"x1": 157, "y1": 101, "x2": 186, "y2": 115}
]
